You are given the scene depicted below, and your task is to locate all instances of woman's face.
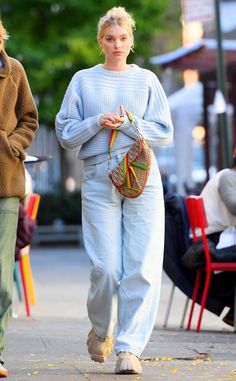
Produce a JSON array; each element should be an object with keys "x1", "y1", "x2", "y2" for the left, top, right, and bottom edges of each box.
[{"x1": 99, "y1": 24, "x2": 133, "y2": 64}]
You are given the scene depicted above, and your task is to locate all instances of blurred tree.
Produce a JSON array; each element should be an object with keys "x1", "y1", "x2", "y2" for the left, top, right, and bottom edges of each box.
[{"x1": 0, "y1": 0, "x2": 171, "y2": 127}]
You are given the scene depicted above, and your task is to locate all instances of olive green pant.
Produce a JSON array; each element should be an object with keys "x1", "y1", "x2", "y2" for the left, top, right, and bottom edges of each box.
[{"x1": 0, "y1": 197, "x2": 19, "y2": 364}]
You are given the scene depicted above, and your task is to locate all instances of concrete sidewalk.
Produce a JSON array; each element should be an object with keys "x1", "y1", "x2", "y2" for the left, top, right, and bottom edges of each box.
[{"x1": 5, "y1": 246, "x2": 236, "y2": 380}]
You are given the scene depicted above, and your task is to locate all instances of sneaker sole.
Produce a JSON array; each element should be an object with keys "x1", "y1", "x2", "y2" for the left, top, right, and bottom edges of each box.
[
  {"x1": 116, "y1": 370, "x2": 138, "y2": 374},
  {"x1": 0, "y1": 372, "x2": 8, "y2": 378},
  {"x1": 90, "y1": 354, "x2": 106, "y2": 363}
]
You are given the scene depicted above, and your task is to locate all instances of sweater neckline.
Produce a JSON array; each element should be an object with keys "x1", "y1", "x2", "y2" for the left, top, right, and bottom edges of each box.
[{"x1": 95, "y1": 63, "x2": 139, "y2": 76}]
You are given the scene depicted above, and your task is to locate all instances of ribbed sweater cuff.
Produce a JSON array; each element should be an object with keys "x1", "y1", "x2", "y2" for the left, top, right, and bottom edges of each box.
[{"x1": 118, "y1": 114, "x2": 139, "y2": 139}]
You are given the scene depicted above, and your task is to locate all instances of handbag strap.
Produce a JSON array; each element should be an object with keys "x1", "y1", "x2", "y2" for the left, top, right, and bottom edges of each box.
[
  {"x1": 108, "y1": 112, "x2": 142, "y2": 156},
  {"x1": 109, "y1": 129, "x2": 118, "y2": 155}
]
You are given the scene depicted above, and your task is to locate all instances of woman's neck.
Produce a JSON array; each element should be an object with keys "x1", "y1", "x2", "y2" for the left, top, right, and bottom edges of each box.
[{"x1": 102, "y1": 61, "x2": 129, "y2": 72}]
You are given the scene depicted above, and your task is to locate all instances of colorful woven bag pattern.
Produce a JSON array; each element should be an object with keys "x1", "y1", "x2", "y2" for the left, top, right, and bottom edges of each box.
[{"x1": 108, "y1": 112, "x2": 151, "y2": 198}]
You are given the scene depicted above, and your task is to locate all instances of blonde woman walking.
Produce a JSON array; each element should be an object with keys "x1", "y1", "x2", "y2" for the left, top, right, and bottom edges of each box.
[{"x1": 56, "y1": 7, "x2": 173, "y2": 374}]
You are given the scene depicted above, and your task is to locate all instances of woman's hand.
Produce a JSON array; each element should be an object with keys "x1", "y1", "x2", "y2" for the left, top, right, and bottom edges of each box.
[
  {"x1": 99, "y1": 106, "x2": 125, "y2": 129},
  {"x1": 99, "y1": 112, "x2": 124, "y2": 129}
]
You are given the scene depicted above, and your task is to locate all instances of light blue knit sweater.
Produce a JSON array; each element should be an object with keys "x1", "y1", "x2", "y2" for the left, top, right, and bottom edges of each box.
[{"x1": 55, "y1": 64, "x2": 174, "y2": 164}]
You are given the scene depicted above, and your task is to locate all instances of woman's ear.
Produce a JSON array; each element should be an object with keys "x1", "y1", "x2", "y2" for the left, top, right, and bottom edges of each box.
[
  {"x1": 98, "y1": 38, "x2": 103, "y2": 49},
  {"x1": 98, "y1": 38, "x2": 104, "y2": 55}
]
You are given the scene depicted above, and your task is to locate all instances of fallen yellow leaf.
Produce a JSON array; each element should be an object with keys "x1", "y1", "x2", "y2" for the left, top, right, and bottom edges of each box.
[
  {"x1": 170, "y1": 368, "x2": 179, "y2": 373},
  {"x1": 160, "y1": 357, "x2": 172, "y2": 361}
]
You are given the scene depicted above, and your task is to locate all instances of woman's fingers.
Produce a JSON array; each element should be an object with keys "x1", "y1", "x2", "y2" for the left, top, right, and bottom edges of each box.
[
  {"x1": 103, "y1": 121, "x2": 121, "y2": 129},
  {"x1": 99, "y1": 112, "x2": 124, "y2": 128},
  {"x1": 119, "y1": 105, "x2": 125, "y2": 116}
]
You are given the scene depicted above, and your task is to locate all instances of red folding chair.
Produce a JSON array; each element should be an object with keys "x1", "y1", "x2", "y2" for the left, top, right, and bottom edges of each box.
[
  {"x1": 185, "y1": 195, "x2": 236, "y2": 332},
  {"x1": 19, "y1": 193, "x2": 40, "y2": 316}
]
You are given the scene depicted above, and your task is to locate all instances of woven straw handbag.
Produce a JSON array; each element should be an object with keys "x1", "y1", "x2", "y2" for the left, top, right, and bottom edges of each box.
[{"x1": 109, "y1": 112, "x2": 151, "y2": 198}]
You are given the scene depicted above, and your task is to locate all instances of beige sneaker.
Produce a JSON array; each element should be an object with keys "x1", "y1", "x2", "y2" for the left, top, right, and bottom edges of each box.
[
  {"x1": 0, "y1": 364, "x2": 8, "y2": 378},
  {"x1": 87, "y1": 329, "x2": 113, "y2": 363},
  {"x1": 115, "y1": 352, "x2": 142, "y2": 374}
]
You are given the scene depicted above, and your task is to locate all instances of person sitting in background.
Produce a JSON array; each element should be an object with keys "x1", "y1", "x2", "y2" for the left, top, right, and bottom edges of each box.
[
  {"x1": 200, "y1": 148, "x2": 236, "y2": 327},
  {"x1": 201, "y1": 148, "x2": 236, "y2": 238}
]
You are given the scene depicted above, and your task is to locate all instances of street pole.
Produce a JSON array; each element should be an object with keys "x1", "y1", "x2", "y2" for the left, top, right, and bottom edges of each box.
[{"x1": 214, "y1": 0, "x2": 230, "y2": 168}]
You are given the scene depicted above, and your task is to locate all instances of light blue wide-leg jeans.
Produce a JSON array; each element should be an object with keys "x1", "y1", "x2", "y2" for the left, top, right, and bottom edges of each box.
[
  {"x1": 82, "y1": 152, "x2": 164, "y2": 357},
  {"x1": 0, "y1": 197, "x2": 19, "y2": 364}
]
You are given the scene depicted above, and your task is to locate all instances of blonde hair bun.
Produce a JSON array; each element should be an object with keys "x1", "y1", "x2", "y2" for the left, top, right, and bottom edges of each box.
[{"x1": 97, "y1": 7, "x2": 135, "y2": 40}]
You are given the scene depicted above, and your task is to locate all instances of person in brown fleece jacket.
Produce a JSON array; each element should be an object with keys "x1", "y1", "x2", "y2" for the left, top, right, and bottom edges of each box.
[{"x1": 0, "y1": 19, "x2": 38, "y2": 377}]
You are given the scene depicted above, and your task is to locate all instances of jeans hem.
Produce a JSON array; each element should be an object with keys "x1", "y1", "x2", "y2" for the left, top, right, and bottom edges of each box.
[{"x1": 115, "y1": 347, "x2": 141, "y2": 358}]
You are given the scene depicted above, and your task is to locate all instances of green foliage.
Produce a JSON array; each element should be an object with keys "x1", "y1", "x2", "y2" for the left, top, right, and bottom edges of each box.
[
  {"x1": 154, "y1": 0, "x2": 182, "y2": 54},
  {"x1": 37, "y1": 191, "x2": 82, "y2": 225},
  {"x1": 0, "y1": 0, "x2": 171, "y2": 127}
]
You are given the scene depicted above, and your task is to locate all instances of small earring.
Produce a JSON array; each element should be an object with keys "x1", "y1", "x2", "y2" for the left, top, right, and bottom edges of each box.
[
  {"x1": 99, "y1": 49, "x2": 104, "y2": 55},
  {"x1": 130, "y1": 44, "x2": 135, "y2": 53}
]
